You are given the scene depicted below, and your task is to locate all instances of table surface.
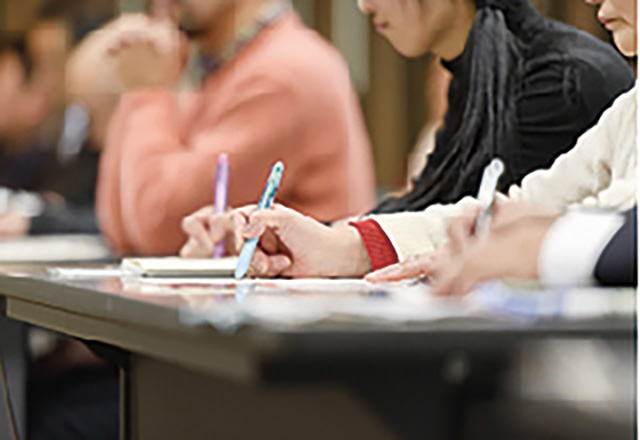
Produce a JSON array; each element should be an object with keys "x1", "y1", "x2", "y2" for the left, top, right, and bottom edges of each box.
[{"x1": 0, "y1": 265, "x2": 635, "y2": 382}]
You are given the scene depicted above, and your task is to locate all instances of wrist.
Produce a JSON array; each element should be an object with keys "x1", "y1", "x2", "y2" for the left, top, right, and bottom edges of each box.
[{"x1": 330, "y1": 225, "x2": 371, "y2": 277}]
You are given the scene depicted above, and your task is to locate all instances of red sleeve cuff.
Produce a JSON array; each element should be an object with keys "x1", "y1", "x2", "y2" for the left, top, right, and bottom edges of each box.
[{"x1": 349, "y1": 219, "x2": 399, "y2": 271}]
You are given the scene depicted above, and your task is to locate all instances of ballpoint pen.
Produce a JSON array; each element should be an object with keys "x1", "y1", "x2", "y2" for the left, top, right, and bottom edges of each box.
[
  {"x1": 234, "y1": 161, "x2": 285, "y2": 279},
  {"x1": 212, "y1": 154, "x2": 230, "y2": 258},
  {"x1": 474, "y1": 158, "x2": 505, "y2": 236}
]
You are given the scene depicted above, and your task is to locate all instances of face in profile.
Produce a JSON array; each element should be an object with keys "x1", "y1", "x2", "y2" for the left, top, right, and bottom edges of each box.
[
  {"x1": 0, "y1": 51, "x2": 48, "y2": 138},
  {"x1": 357, "y1": 0, "x2": 460, "y2": 58},
  {"x1": 588, "y1": 0, "x2": 637, "y2": 56},
  {"x1": 176, "y1": 0, "x2": 236, "y2": 37}
]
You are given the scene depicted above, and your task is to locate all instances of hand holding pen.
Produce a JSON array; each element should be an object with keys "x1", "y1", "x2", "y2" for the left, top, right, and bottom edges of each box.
[
  {"x1": 235, "y1": 161, "x2": 285, "y2": 278},
  {"x1": 233, "y1": 160, "x2": 368, "y2": 279},
  {"x1": 366, "y1": 158, "x2": 506, "y2": 285}
]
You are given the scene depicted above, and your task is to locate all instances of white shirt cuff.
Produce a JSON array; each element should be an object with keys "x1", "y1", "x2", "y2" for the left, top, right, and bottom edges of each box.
[{"x1": 538, "y1": 210, "x2": 625, "y2": 287}]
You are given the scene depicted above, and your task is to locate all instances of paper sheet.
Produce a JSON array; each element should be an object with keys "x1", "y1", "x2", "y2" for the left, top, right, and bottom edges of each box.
[
  {"x1": 121, "y1": 256, "x2": 238, "y2": 277},
  {"x1": 120, "y1": 277, "x2": 375, "y2": 296},
  {"x1": 0, "y1": 235, "x2": 112, "y2": 262},
  {"x1": 49, "y1": 266, "x2": 126, "y2": 279}
]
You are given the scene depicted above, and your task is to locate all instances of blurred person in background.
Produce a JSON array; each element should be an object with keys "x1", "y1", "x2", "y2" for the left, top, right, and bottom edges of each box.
[
  {"x1": 0, "y1": 7, "x2": 122, "y2": 439},
  {"x1": 0, "y1": 32, "x2": 51, "y2": 190},
  {"x1": 96, "y1": 0, "x2": 376, "y2": 256},
  {"x1": 0, "y1": 1, "x2": 115, "y2": 238}
]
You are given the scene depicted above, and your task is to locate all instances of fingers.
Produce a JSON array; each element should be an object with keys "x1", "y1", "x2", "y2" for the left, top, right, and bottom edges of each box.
[
  {"x1": 239, "y1": 205, "x2": 295, "y2": 245},
  {"x1": 179, "y1": 237, "x2": 207, "y2": 258},
  {"x1": 181, "y1": 205, "x2": 256, "y2": 258},
  {"x1": 232, "y1": 206, "x2": 257, "y2": 252},
  {"x1": 430, "y1": 252, "x2": 478, "y2": 297},
  {"x1": 106, "y1": 20, "x2": 180, "y2": 56},
  {"x1": 248, "y1": 251, "x2": 292, "y2": 278},
  {"x1": 446, "y1": 214, "x2": 476, "y2": 253},
  {"x1": 432, "y1": 272, "x2": 477, "y2": 297},
  {"x1": 181, "y1": 211, "x2": 214, "y2": 250},
  {"x1": 365, "y1": 253, "x2": 436, "y2": 283}
]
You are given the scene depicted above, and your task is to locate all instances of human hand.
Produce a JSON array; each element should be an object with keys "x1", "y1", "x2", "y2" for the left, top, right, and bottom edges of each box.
[
  {"x1": 181, "y1": 204, "x2": 371, "y2": 278},
  {"x1": 180, "y1": 204, "x2": 253, "y2": 258},
  {"x1": 364, "y1": 249, "x2": 442, "y2": 283},
  {"x1": 431, "y1": 203, "x2": 560, "y2": 295},
  {"x1": 0, "y1": 212, "x2": 30, "y2": 238},
  {"x1": 366, "y1": 202, "x2": 560, "y2": 295},
  {"x1": 107, "y1": 18, "x2": 186, "y2": 91}
]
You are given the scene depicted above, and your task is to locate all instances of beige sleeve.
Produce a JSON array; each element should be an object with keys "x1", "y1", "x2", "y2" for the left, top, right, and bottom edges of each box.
[
  {"x1": 369, "y1": 196, "x2": 480, "y2": 261},
  {"x1": 507, "y1": 86, "x2": 635, "y2": 210},
  {"x1": 368, "y1": 86, "x2": 636, "y2": 261}
]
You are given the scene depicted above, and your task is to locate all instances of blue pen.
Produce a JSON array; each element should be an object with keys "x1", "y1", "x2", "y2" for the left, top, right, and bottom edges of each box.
[{"x1": 234, "y1": 161, "x2": 285, "y2": 279}]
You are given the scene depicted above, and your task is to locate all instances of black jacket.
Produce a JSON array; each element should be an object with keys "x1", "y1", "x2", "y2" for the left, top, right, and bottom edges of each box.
[{"x1": 594, "y1": 207, "x2": 637, "y2": 287}]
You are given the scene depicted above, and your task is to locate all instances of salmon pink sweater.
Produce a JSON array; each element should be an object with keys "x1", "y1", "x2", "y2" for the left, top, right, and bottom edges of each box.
[{"x1": 97, "y1": 13, "x2": 375, "y2": 255}]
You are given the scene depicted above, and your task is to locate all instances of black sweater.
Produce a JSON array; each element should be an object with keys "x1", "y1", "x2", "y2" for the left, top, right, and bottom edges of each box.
[{"x1": 374, "y1": 0, "x2": 634, "y2": 213}]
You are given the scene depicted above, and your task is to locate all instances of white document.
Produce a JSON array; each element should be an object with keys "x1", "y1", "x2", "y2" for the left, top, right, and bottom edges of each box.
[
  {"x1": 0, "y1": 235, "x2": 111, "y2": 262},
  {"x1": 121, "y1": 256, "x2": 239, "y2": 277},
  {"x1": 49, "y1": 266, "x2": 126, "y2": 279}
]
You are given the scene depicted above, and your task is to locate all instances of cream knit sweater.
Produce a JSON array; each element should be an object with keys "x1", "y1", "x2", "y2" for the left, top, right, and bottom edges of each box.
[{"x1": 370, "y1": 85, "x2": 637, "y2": 261}]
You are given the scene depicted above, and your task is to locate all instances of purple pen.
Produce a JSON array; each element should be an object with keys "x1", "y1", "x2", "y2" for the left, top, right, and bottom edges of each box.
[{"x1": 212, "y1": 154, "x2": 230, "y2": 258}]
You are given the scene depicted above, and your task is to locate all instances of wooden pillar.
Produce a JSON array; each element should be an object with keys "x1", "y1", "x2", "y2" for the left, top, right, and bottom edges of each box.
[
  {"x1": 313, "y1": 0, "x2": 332, "y2": 41},
  {"x1": 362, "y1": 32, "x2": 409, "y2": 190}
]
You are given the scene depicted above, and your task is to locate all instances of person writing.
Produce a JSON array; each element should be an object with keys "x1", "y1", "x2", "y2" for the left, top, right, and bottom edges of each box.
[
  {"x1": 364, "y1": 0, "x2": 633, "y2": 213},
  {"x1": 97, "y1": 0, "x2": 376, "y2": 256},
  {"x1": 367, "y1": 202, "x2": 637, "y2": 294},
  {"x1": 180, "y1": 0, "x2": 633, "y2": 257},
  {"x1": 180, "y1": 0, "x2": 637, "y2": 282}
]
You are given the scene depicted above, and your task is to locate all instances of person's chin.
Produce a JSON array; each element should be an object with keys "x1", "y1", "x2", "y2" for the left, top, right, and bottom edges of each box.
[
  {"x1": 613, "y1": 32, "x2": 637, "y2": 57},
  {"x1": 395, "y1": 44, "x2": 425, "y2": 59}
]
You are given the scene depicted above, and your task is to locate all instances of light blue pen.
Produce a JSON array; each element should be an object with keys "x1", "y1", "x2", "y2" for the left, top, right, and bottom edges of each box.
[{"x1": 234, "y1": 161, "x2": 285, "y2": 279}]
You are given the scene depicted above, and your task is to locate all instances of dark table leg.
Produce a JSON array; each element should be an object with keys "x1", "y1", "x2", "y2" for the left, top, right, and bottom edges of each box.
[{"x1": 0, "y1": 316, "x2": 27, "y2": 440}]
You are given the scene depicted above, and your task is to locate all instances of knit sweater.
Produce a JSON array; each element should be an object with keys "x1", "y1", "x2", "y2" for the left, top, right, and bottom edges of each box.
[
  {"x1": 97, "y1": 13, "x2": 375, "y2": 256},
  {"x1": 355, "y1": 85, "x2": 637, "y2": 269}
]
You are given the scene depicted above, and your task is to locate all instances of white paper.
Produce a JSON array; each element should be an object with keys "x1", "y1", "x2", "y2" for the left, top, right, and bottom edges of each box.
[
  {"x1": 49, "y1": 266, "x2": 126, "y2": 279},
  {"x1": 121, "y1": 256, "x2": 238, "y2": 277},
  {"x1": 0, "y1": 235, "x2": 111, "y2": 262}
]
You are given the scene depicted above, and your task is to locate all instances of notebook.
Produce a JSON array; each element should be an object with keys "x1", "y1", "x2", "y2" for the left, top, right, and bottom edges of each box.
[{"x1": 121, "y1": 256, "x2": 238, "y2": 278}]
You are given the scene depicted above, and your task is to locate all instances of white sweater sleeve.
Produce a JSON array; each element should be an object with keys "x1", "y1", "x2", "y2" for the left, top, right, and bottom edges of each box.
[
  {"x1": 538, "y1": 209, "x2": 625, "y2": 287},
  {"x1": 507, "y1": 88, "x2": 636, "y2": 210},
  {"x1": 369, "y1": 86, "x2": 636, "y2": 261}
]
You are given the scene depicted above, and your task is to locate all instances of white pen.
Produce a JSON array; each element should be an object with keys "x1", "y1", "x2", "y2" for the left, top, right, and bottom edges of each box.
[{"x1": 474, "y1": 158, "x2": 505, "y2": 236}]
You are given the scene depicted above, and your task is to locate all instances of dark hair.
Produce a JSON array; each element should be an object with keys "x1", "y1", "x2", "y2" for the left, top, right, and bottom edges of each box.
[{"x1": 373, "y1": 0, "x2": 522, "y2": 213}]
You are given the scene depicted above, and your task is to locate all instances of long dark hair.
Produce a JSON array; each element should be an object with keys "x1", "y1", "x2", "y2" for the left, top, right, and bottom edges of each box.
[{"x1": 373, "y1": 0, "x2": 523, "y2": 213}]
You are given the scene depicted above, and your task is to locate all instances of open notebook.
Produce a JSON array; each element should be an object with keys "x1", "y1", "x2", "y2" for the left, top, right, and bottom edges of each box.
[{"x1": 121, "y1": 256, "x2": 238, "y2": 277}]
